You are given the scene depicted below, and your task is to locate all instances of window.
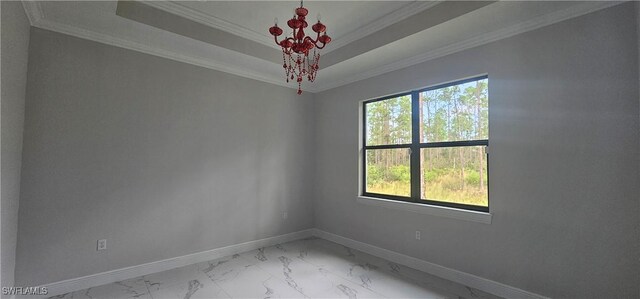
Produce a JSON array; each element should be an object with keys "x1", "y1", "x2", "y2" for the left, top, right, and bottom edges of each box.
[{"x1": 362, "y1": 76, "x2": 489, "y2": 212}]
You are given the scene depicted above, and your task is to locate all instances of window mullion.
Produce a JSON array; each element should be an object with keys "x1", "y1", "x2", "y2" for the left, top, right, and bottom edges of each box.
[
  {"x1": 410, "y1": 90, "x2": 420, "y2": 201},
  {"x1": 362, "y1": 101, "x2": 367, "y2": 197},
  {"x1": 364, "y1": 144, "x2": 413, "y2": 150},
  {"x1": 420, "y1": 140, "x2": 489, "y2": 148}
]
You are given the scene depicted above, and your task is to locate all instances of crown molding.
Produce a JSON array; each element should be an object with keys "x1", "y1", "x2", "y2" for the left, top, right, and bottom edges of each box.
[
  {"x1": 28, "y1": 17, "x2": 308, "y2": 92},
  {"x1": 21, "y1": 0, "x2": 45, "y2": 26},
  {"x1": 326, "y1": 1, "x2": 441, "y2": 52},
  {"x1": 143, "y1": 1, "x2": 281, "y2": 51},
  {"x1": 140, "y1": 1, "x2": 438, "y2": 55},
  {"x1": 19, "y1": 0, "x2": 623, "y2": 95},
  {"x1": 314, "y1": 1, "x2": 624, "y2": 92}
]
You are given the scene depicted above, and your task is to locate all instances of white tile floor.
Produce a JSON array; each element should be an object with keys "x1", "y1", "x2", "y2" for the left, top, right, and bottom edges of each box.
[{"x1": 48, "y1": 237, "x2": 501, "y2": 299}]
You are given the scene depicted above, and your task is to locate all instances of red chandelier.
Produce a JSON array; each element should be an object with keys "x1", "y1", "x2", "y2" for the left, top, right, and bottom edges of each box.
[{"x1": 269, "y1": 1, "x2": 331, "y2": 94}]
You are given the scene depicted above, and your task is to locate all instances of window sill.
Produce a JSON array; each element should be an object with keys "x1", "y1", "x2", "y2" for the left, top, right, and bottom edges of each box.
[{"x1": 357, "y1": 196, "x2": 492, "y2": 224}]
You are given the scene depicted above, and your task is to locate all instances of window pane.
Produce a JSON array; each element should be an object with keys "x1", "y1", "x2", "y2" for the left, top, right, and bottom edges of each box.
[
  {"x1": 420, "y1": 146, "x2": 487, "y2": 207},
  {"x1": 419, "y1": 78, "x2": 488, "y2": 143},
  {"x1": 365, "y1": 95, "x2": 412, "y2": 146},
  {"x1": 365, "y1": 148, "x2": 410, "y2": 197}
]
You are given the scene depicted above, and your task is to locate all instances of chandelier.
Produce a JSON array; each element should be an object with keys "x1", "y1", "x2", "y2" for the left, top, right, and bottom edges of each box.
[{"x1": 269, "y1": 1, "x2": 331, "y2": 94}]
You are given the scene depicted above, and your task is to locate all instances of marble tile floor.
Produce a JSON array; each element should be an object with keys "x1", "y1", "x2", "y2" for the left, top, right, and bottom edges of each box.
[{"x1": 48, "y1": 237, "x2": 502, "y2": 299}]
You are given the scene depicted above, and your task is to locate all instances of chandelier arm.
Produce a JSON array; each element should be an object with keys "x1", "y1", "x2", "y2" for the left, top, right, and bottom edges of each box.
[
  {"x1": 314, "y1": 42, "x2": 327, "y2": 49},
  {"x1": 303, "y1": 35, "x2": 319, "y2": 45},
  {"x1": 304, "y1": 32, "x2": 329, "y2": 49},
  {"x1": 282, "y1": 37, "x2": 296, "y2": 54},
  {"x1": 301, "y1": 36, "x2": 324, "y2": 53}
]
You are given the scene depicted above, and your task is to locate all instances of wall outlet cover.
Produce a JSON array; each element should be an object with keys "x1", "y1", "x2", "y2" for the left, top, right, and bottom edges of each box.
[{"x1": 97, "y1": 239, "x2": 107, "y2": 251}]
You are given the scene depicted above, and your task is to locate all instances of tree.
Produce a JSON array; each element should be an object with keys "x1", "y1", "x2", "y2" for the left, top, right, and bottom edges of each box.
[{"x1": 365, "y1": 79, "x2": 488, "y2": 204}]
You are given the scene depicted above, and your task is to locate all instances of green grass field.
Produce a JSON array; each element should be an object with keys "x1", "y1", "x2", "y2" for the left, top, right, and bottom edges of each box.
[{"x1": 367, "y1": 168, "x2": 488, "y2": 207}]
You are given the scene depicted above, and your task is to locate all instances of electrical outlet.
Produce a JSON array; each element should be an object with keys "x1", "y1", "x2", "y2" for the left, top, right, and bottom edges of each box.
[
  {"x1": 283, "y1": 211, "x2": 288, "y2": 220},
  {"x1": 97, "y1": 239, "x2": 107, "y2": 251},
  {"x1": 415, "y1": 231, "x2": 421, "y2": 240}
]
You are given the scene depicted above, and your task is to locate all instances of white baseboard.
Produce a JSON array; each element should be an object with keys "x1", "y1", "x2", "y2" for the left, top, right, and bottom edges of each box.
[
  {"x1": 39, "y1": 229, "x2": 314, "y2": 298},
  {"x1": 36, "y1": 228, "x2": 545, "y2": 299},
  {"x1": 311, "y1": 229, "x2": 548, "y2": 299}
]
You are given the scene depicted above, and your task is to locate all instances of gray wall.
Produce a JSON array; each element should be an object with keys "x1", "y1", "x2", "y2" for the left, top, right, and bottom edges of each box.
[
  {"x1": 15, "y1": 28, "x2": 315, "y2": 286},
  {"x1": 313, "y1": 3, "x2": 639, "y2": 298},
  {"x1": 1, "y1": 1, "x2": 31, "y2": 293}
]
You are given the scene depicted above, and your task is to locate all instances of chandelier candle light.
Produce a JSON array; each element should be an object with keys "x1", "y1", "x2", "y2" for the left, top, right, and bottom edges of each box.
[{"x1": 269, "y1": 0, "x2": 331, "y2": 94}]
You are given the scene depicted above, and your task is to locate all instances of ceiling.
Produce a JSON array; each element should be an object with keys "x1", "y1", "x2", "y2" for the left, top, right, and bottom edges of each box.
[
  {"x1": 22, "y1": 1, "x2": 622, "y2": 93},
  {"x1": 175, "y1": 1, "x2": 418, "y2": 50}
]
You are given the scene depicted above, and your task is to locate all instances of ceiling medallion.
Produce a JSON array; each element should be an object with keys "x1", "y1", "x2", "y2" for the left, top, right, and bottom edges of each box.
[{"x1": 269, "y1": 1, "x2": 331, "y2": 95}]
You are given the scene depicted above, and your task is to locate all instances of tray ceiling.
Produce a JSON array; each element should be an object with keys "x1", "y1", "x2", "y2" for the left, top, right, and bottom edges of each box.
[
  {"x1": 171, "y1": 1, "x2": 422, "y2": 51},
  {"x1": 22, "y1": 1, "x2": 622, "y2": 93}
]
